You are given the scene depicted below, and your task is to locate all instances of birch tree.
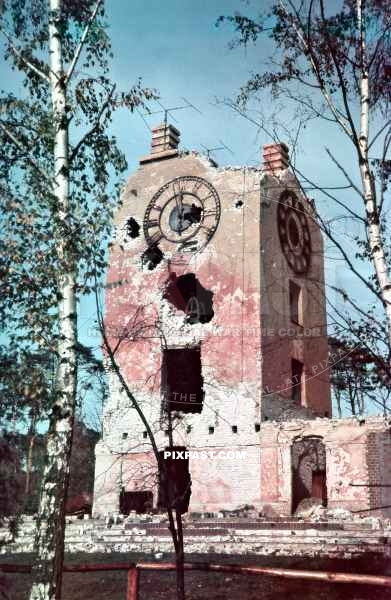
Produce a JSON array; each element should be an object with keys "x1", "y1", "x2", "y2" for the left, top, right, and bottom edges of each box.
[
  {"x1": 219, "y1": 0, "x2": 391, "y2": 376},
  {"x1": 0, "y1": 1, "x2": 154, "y2": 598}
]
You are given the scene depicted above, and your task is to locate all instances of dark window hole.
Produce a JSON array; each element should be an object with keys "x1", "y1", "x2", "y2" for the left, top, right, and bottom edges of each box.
[
  {"x1": 119, "y1": 490, "x2": 153, "y2": 515},
  {"x1": 161, "y1": 347, "x2": 204, "y2": 414},
  {"x1": 291, "y1": 358, "x2": 304, "y2": 405}
]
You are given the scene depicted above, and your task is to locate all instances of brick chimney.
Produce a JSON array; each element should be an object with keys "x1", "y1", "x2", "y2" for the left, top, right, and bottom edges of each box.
[
  {"x1": 140, "y1": 123, "x2": 180, "y2": 165},
  {"x1": 262, "y1": 143, "x2": 289, "y2": 174}
]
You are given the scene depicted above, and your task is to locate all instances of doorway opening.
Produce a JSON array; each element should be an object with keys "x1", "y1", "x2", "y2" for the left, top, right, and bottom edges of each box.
[{"x1": 291, "y1": 436, "x2": 327, "y2": 514}]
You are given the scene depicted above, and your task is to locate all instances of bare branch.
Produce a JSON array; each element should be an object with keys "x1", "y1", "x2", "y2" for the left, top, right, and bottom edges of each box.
[
  {"x1": 282, "y1": 0, "x2": 354, "y2": 141},
  {"x1": 318, "y1": 0, "x2": 360, "y2": 150},
  {"x1": 284, "y1": 89, "x2": 337, "y2": 123},
  {"x1": 325, "y1": 147, "x2": 365, "y2": 200},
  {"x1": 221, "y1": 98, "x2": 366, "y2": 222},
  {"x1": 316, "y1": 210, "x2": 380, "y2": 301},
  {"x1": 0, "y1": 27, "x2": 50, "y2": 82},
  {"x1": 65, "y1": 0, "x2": 104, "y2": 84},
  {"x1": 368, "y1": 120, "x2": 391, "y2": 151},
  {"x1": 379, "y1": 128, "x2": 391, "y2": 214},
  {"x1": 327, "y1": 282, "x2": 388, "y2": 336},
  {"x1": 292, "y1": 164, "x2": 365, "y2": 222}
]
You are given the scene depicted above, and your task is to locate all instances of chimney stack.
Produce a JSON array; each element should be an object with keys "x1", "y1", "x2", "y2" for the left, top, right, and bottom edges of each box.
[
  {"x1": 262, "y1": 143, "x2": 289, "y2": 174},
  {"x1": 140, "y1": 123, "x2": 180, "y2": 165}
]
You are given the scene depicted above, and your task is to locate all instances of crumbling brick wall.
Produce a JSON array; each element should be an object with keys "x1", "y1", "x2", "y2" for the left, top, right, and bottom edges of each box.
[{"x1": 260, "y1": 417, "x2": 391, "y2": 518}]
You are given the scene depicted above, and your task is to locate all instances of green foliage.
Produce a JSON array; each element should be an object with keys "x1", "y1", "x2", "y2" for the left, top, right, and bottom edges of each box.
[
  {"x1": 0, "y1": 434, "x2": 24, "y2": 520},
  {"x1": 0, "y1": 347, "x2": 55, "y2": 430},
  {"x1": 0, "y1": 0, "x2": 156, "y2": 423}
]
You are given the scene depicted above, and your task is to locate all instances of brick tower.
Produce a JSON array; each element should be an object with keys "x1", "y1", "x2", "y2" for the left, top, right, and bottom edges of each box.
[{"x1": 93, "y1": 124, "x2": 331, "y2": 516}]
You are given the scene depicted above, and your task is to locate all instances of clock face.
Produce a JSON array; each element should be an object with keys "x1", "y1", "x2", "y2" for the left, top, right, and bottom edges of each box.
[
  {"x1": 143, "y1": 176, "x2": 221, "y2": 253},
  {"x1": 277, "y1": 190, "x2": 311, "y2": 274}
]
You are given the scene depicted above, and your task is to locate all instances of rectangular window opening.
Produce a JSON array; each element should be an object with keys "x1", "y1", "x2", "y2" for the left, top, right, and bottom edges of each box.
[
  {"x1": 291, "y1": 358, "x2": 304, "y2": 405},
  {"x1": 289, "y1": 280, "x2": 303, "y2": 325},
  {"x1": 161, "y1": 347, "x2": 204, "y2": 414},
  {"x1": 119, "y1": 490, "x2": 153, "y2": 515}
]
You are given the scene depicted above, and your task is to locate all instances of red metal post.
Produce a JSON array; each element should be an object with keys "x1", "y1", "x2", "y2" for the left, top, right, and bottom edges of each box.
[{"x1": 127, "y1": 567, "x2": 139, "y2": 600}]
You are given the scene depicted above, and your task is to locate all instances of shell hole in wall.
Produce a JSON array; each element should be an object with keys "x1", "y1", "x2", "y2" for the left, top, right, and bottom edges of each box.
[
  {"x1": 163, "y1": 273, "x2": 214, "y2": 324},
  {"x1": 126, "y1": 217, "x2": 140, "y2": 239},
  {"x1": 141, "y1": 243, "x2": 163, "y2": 270}
]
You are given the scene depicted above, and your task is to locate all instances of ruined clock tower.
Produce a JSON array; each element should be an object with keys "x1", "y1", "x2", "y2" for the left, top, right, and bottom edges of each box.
[{"x1": 93, "y1": 123, "x2": 331, "y2": 516}]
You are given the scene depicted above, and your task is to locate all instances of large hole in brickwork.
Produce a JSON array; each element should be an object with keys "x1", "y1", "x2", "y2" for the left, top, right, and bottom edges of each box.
[
  {"x1": 164, "y1": 273, "x2": 214, "y2": 324},
  {"x1": 291, "y1": 436, "x2": 327, "y2": 514},
  {"x1": 141, "y1": 243, "x2": 163, "y2": 270},
  {"x1": 157, "y1": 446, "x2": 191, "y2": 514},
  {"x1": 125, "y1": 217, "x2": 140, "y2": 239},
  {"x1": 161, "y1": 347, "x2": 204, "y2": 414}
]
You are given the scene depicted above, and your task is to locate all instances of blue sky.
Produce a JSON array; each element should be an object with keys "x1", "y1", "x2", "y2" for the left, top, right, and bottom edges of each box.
[{"x1": 104, "y1": 0, "x2": 268, "y2": 170}]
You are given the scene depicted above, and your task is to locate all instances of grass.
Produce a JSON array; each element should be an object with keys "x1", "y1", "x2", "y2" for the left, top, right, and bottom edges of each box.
[{"x1": 1, "y1": 551, "x2": 390, "y2": 599}]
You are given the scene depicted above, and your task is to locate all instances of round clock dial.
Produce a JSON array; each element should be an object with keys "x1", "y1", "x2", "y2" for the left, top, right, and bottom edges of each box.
[
  {"x1": 277, "y1": 190, "x2": 311, "y2": 274},
  {"x1": 143, "y1": 176, "x2": 221, "y2": 253}
]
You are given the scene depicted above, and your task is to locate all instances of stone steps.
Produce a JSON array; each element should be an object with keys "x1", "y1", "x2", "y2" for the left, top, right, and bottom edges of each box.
[{"x1": 2, "y1": 519, "x2": 391, "y2": 558}]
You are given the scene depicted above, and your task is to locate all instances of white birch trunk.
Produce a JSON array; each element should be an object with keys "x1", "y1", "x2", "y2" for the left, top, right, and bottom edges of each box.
[
  {"x1": 29, "y1": 1, "x2": 77, "y2": 598},
  {"x1": 357, "y1": 0, "x2": 391, "y2": 360}
]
